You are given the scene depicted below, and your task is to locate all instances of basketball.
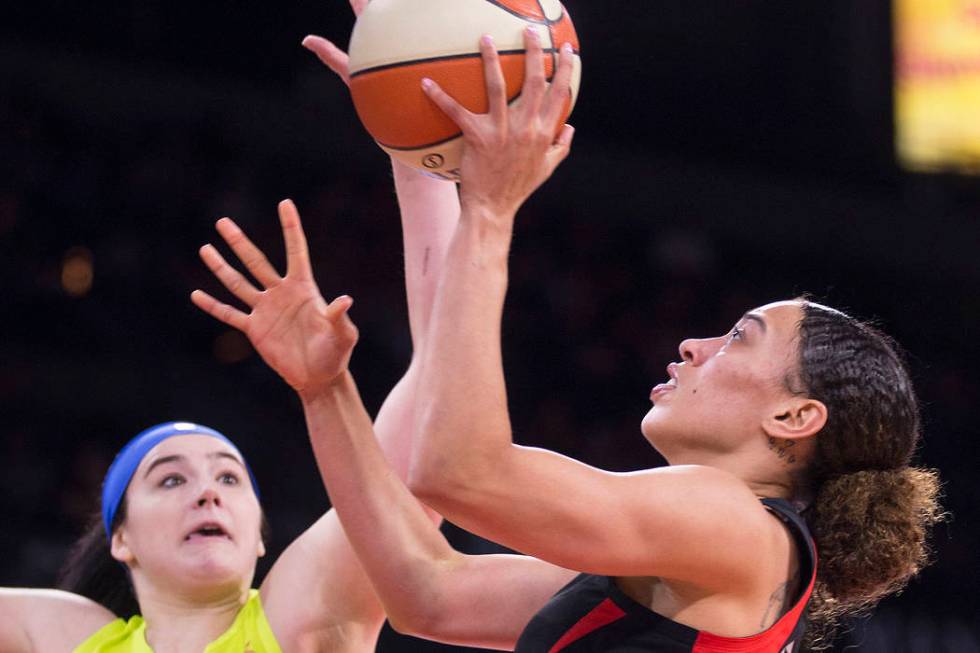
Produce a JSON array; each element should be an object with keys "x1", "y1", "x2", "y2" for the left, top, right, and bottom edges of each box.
[{"x1": 347, "y1": 0, "x2": 582, "y2": 181}]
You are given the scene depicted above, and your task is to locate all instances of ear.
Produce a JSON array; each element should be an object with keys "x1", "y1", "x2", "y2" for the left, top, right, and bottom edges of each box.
[
  {"x1": 763, "y1": 397, "x2": 827, "y2": 441},
  {"x1": 110, "y1": 528, "x2": 135, "y2": 564}
]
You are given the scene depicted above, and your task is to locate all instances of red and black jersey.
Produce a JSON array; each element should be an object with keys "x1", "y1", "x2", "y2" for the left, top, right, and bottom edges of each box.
[{"x1": 514, "y1": 499, "x2": 816, "y2": 653}]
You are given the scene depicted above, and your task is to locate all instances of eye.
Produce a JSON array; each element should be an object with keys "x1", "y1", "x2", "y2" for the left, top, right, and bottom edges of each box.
[
  {"x1": 729, "y1": 325, "x2": 745, "y2": 342},
  {"x1": 218, "y1": 472, "x2": 240, "y2": 485},
  {"x1": 160, "y1": 474, "x2": 185, "y2": 488}
]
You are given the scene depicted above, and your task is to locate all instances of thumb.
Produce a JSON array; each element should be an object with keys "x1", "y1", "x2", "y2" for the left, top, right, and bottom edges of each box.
[
  {"x1": 325, "y1": 295, "x2": 355, "y2": 323},
  {"x1": 545, "y1": 124, "x2": 575, "y2": 171},
  {"x1": 302, "y1": 35, "x2": 352, "y2": 86}
]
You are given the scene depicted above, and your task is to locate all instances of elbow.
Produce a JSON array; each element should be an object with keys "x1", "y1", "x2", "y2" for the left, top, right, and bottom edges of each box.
[
  {"x1": 387, "y1": 608, "x2": 448, "y2": 641},
  {"x1": 383, "y1": 566, "x2": 460, "y2": 642},
  {"x1": 407, "y1": 457, "x2": 459, "y2": 511}
]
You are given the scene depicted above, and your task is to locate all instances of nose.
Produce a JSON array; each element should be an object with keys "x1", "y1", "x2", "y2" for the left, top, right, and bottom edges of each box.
[
  {"x1": 678, "y1": 337, "x2": 720, "y2": 366},
  {"x1": 196, "y1": 486, "x2": 222, "y2": 508}
]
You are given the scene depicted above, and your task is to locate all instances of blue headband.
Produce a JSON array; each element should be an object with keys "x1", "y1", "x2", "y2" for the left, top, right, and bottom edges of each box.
[{"x1": 101, "y1": 421, "x2": 260, "y2": 540}]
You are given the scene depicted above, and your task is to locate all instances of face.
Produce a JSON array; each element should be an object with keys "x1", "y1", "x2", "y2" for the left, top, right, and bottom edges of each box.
[
  {"x1": 110, "y1": 434, "x2": 265, "y2": 600},
  {"x1": 641, "y1": 300, "x2": 806, "y2": 462}
]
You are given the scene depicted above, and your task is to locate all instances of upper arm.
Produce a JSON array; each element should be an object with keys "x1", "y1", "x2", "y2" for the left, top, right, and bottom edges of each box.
[
  {"x1": 260, "y1": 511, "x2": 385, "y2": 650},
  {"x1": 0, "y1": 588, "x2": 117, "y2": 653},
  {"x1": 413, "y1": 453, "x2": 774, "y2": 588},
  {"x1": 392, "y1": 552, "x2": 576, "y2": 650}
]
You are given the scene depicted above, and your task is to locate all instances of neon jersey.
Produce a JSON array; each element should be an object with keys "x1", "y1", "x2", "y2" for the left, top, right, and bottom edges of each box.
[
  {"x1": 73, "y1": 589, "x2": 282, "y2": 653},
  {"x1": 514, "y1": 498, "x2": 817, "y2": 653}
]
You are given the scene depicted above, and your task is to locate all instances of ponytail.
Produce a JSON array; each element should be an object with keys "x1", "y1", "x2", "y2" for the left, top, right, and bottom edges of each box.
[
  {"x1": 794, "y1": 302, "x2": 944, "y2": 649},
  {"x1": 57, "y1": 508, "x2": 139, "y2": 618}
]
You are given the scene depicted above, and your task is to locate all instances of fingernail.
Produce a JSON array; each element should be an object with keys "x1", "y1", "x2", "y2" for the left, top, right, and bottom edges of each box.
[
  {"x1": 421, "y1": 77, "x2": 434, "y2": 90},
  {"x1": 481, "y1": 34, "x2": 493, "y2": 46},
  {"x1": 562, "y1": 42, "x2": 573, "y2": 54},
  {"x1": 526, "y1": 26, "x2": 539, "y2": 40}
]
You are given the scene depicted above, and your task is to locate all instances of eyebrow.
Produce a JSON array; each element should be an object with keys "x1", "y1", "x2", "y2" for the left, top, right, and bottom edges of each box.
[
  {"x1": 142, "y1": 451, "x2": 246, "y2": 479},
  {"x1": 740, "y1": 312, "x2": 768, "y2": 333}
]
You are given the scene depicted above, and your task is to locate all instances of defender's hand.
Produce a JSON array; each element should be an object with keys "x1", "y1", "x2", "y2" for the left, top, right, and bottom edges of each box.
[{"x1": 191, "y1": 200, "x2": 358, "y2": 395}]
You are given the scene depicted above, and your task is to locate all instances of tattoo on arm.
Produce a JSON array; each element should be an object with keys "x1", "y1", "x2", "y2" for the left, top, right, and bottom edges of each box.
[{"x1": 759, "y1": 570, "x2": 801, "y2": 629}]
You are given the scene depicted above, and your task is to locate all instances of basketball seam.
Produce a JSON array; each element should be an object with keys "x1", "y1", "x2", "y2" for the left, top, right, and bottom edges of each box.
[
  {"x1": 481, "y1": 0, "x2": 566, "y2": 25},
  {"x1": 481, "y1": 0, "x2": 548, "y2": 24},
  {"x1": 350, "y1": 48, "x2": 572, "y2": 79}
]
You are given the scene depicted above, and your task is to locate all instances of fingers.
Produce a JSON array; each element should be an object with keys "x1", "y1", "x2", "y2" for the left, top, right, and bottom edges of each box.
[
  {"x1": 521, "y1": 27, "x2": 548, "y2": 112},
  {"x1": 479, "y1": 35, "x2": 508, "y2": 119},
  {"x1": 543, "y1": 42, "x2": 575, "y2": 128},
  {"x1": 545, "y1": 123, "x2": 575, "y2": 171},
  {"x1": 422, "y1": 78, "x2": 474, "y2": 130},
  {"x1": 278, "y1": 199, "x2": 314, "y2": 280},
  {"x1": 326, "y1": 295, "x2": 360, "y2": 342},
  {"x1": 302, "y1": 35, "x2": 351, "y2": 86},
  {"x1": 190, "y1": 289, "x2": 249, "y2": 332},
  {"x1": 199, "y1": 244, "x2": 263, "y2": 307},
  {"x1": 324, "y1": 294, "x2": 354, "y2": 323},
  {"x1": 350, "y1": 0, "x2": 369, "y2": 16},
  {"x1": 215, "y1": 218, "x2": 281, "y2": 289}
]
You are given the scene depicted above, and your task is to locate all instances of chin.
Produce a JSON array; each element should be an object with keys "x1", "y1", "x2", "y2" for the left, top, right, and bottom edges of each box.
[
  {"x1": 180, "y1": 550, "x2": 251, "y2": 585},
  {"x1": 641, "y1": 407, "x2": 689, "y2": 463}
]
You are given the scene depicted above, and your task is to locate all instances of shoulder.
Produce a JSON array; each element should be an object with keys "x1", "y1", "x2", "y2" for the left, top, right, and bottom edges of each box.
[
  {"x1": 0, "y1": 588, "x2": 118, "y2": 652},
  {"x1": 623, "y1": 465, "x2": 788, "y2": 586}
]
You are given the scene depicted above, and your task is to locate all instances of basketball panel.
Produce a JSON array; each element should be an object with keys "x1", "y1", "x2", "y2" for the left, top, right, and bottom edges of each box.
[
  {"x1": 349, "y1": 0, "x2": 542, "y2": 73},
  {"x1": 490, "y1": 0, "x2": 546, "y2": 20},
  {"x1": 549, "y1": 8, "x2": 580, "y2": 52},
  {"x1": 381, "y1": 137, "x2": 464, "y2": 181},
  {"x1": 537, "y1": 0, "x2": 565, "y2": 21},
  {"x1": 351, "y1": 53, "x2": 536, "y2": 149}
]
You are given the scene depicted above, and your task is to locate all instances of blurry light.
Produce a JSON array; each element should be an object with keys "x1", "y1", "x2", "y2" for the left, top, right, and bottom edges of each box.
[
  {"x1": 61, "y1": 247, "x2": 94, "y2": 297},
  {"x1": 213, "y1": 330, "x2": 252, "y2": 364}
]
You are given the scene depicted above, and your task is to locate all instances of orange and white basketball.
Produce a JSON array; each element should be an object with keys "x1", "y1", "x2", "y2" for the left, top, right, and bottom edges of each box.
[{"x1": 348, "y1": 0, "x2": 582, "y2": 181}]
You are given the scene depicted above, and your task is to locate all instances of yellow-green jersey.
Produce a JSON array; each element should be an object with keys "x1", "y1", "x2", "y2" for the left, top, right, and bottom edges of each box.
[{"x1": 73, "y1": 590, "x2": 282, "y2": 653}]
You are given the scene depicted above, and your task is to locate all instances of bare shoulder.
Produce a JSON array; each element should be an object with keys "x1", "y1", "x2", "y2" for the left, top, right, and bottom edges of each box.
[
  {"x1": 0, "y1": 588, "x2": 117, "y2": 652},
  {"x1": 624, "y1": 465, "x2": 787, "y2": 586}
]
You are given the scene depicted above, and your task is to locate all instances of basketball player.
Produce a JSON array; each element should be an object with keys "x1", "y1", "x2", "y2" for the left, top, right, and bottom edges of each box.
[
  {"x1": 283, "y1": 27, "x2": 941, "y2": 653},
  {"x1": 0, "y1": 26, "x2": 465, "y2": 648}
]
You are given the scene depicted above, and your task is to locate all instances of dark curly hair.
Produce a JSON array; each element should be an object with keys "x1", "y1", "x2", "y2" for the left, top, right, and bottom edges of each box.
[{"x1": 792, "y1": 301, "x2": 943, "y2": 649}]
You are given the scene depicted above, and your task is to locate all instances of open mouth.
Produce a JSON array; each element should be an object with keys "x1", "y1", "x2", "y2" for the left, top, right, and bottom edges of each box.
[{"x1": 185, "y1": 523, "x2": 231, "y2": 541}]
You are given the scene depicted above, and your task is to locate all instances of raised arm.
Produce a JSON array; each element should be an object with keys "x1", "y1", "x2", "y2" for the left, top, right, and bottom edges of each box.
[
  {"x1": 0, "y1": 589, "x2": 116, "y2": 653},
  {"x1": 409, "y1": 31, "x2": 774, "y2": 587},
  {"x1": 193, "y1": 201, "x2": 575, "y2": 649}
]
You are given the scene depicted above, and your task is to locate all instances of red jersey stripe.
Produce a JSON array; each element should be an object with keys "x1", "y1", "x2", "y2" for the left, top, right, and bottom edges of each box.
[{"x1": 548, "y1": 598, "x2": 627, "y2": 653}]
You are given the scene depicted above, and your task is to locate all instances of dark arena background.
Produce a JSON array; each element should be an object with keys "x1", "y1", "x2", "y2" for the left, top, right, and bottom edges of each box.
[{"x1": 2, "y1": 2, "x2": 978, "y2": 651}]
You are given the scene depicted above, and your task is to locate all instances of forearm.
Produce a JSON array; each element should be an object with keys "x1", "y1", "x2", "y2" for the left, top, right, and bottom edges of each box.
[
  {"x1": 391, "y1": 160, "x2": 458, "y2": 349},
  {"x1": 412, "y1": 204, "x2": 517, "y2": 488},
  {"x1": 300, "y1": 373, "x2": 459, "y2": 627}
]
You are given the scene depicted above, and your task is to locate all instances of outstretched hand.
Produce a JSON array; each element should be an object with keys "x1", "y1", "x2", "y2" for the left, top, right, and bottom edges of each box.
[
  {"x1": 301, "y1": 0, "x2": 369, "y2": 87},
  {"x1": 422, "y1": 27, "x2": 576, "y2": 219},
  {"x1": 191, "y1": 200, "x2": 358, "y2": 396}
]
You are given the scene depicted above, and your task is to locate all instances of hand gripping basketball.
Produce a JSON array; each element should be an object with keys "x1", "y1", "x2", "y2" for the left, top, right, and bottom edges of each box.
[{"x1": 421, "y1": 27, "x2": 576, "y2": 219}]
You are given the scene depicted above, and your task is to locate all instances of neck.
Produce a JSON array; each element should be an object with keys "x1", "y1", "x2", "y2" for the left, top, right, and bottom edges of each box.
[
  {"x1": 136, "y1": 585, "x2": 248, "y2": 653},
  {"x1": 664, "y1": 447, "x2": 797, "y2": 501}
]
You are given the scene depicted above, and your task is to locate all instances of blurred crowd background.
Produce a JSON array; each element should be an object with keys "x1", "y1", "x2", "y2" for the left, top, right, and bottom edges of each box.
[{"x1": 1, "y1": 2, "x2": 977, "y2": 651}]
